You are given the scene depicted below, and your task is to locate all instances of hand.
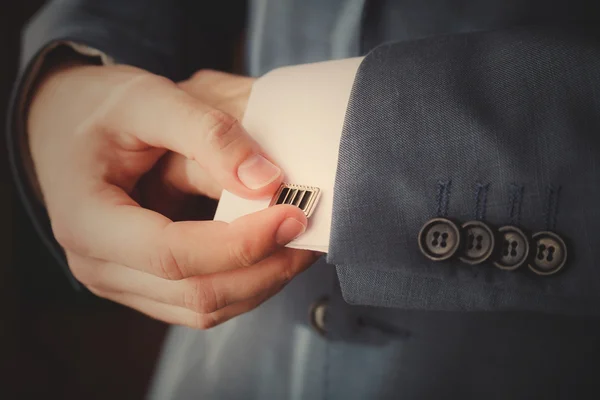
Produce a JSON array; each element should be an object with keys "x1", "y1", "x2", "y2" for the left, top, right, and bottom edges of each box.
[
  {"x1": 142, "y1": 69, "x2": 260, "y2": 216},
  {"x1": 133, "y1": 70, "x2": 257, "y2": 219},
  {"x1": 28, "y1": 64, "x2": 319, "y2": 329}
]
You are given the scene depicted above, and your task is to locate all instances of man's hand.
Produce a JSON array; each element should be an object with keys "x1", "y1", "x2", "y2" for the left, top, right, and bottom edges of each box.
[{"x1": 28, "y1": 64, "x2": 319, "y2": 329}]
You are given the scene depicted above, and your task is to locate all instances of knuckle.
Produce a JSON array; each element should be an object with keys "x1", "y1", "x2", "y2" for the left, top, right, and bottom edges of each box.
[
  {"x1": 151, "y1": 224, "x2": 186, "y2": 280},
  {"x1": 190, "y1": 69, "x2": 218, "y2": 82},
  {"x1": 203, "y1": 109, "x2": 241, "y2": 152},
  {"x1": 186, "y1": 278, "x2": 221, "y2": 314},
  {"x1": 51, "y1": 220, "x2": 87, "y2": 254},
  {"x1": 228, "y1": 238, "x2": 258, "y2": 268},
  {"x1": 279, "y1": 259, "x2": 297, "y2": 286},
  {"x1": 194, "y1": 313, "x2": 219, "y2": 330},
  {"x1": 69, "y1": 262, "x2": 96, "y2": 287},
  {"x1": 152, "y1": 244, "x2": 184, "y2": 280}
]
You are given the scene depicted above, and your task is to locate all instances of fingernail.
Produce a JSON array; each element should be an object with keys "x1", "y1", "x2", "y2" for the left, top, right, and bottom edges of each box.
[
  {"x1": 237, "y1": 154, "x2": 281, "y2": 190},
  {"x1": 276, "y1": 218, "x2": 306, "y2": 245}
]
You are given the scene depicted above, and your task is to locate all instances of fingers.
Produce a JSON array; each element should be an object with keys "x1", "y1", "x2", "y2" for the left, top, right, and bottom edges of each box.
[
  {"x1": 165, "y1": 205, "x2": 308, "y2": 277},
  {"x1": 159, "y1": 152, "x2": 222, "y2": 199},
  {"x1": 89, "y1": 286, "x2": 276, "y2": 330},
  {"x1": 100, "y1": 72, "x2": 280, "y2": 199},
  {"x1": 182, "y1": 248, "x2": 315, "y2": 313},
  {"x1": 178, "y1": 70, "x2": 254, "y2": 120},
  {"x1": 62, "y1": 196, "x2": 308, "y2": 279},
  {"x1": 69, "y1": 247, "x2": 317, "y2": 314}
]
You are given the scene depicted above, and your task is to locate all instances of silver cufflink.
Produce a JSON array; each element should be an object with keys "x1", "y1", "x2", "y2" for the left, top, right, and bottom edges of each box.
[{"x1": 270, "y1": 183, "x2": 321, "y2": 217}]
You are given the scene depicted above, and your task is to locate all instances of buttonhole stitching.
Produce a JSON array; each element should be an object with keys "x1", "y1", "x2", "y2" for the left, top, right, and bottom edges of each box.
[
  {"x1": 436, "y1": 180, "x2": 452, "y2": 217},
  {"x1": 544, "y1": 185, "x2": 562, "y2": 230},
  {"x1": 474, "y1": 182, "x2": 490, "y2": 221},
  {"x1": 508, "y1": 183, "x2": 524, "y2": 225}
]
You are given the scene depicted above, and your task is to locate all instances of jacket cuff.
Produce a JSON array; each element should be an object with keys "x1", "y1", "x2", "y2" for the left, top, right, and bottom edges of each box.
[{"x1": 328, "y1": 27, "x2": 600, "y2": 315}]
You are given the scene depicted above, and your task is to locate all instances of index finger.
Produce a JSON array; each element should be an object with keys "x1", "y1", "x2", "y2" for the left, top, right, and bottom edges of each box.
[{"x1": 97, "y1": 72, "x2": 281, "y2": 199}]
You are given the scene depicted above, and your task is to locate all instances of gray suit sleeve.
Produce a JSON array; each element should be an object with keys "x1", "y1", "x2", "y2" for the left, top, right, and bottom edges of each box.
[
  {"x1": 22, "y1": 0, "x2": 186, "y2": 77},
  {"x1": 329, "y1": 26, "x2": 600, "y2": 315}
]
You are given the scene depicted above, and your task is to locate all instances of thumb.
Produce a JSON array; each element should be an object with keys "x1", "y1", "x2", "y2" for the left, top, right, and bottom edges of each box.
[
  {"x1": 156, "y1": 204, "x2": 310, "y2": 277},
  {"x1": 225, "y1": 204, "x2": 309, "y2": 264}
]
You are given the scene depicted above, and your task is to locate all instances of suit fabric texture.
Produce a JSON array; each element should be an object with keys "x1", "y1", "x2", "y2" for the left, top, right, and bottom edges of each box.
[{"x1": 8, "y1": 0, "x2": 600, "y2": 398}]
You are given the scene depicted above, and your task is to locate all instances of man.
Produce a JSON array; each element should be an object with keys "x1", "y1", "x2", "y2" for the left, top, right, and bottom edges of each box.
[{"x1": 8, "y1": 0, "x2": 600, "y2": 398}]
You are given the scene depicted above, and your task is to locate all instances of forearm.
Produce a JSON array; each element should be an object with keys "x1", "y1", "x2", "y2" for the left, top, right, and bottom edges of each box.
[{"x1": 330, "y1": 25, "x2": 600, "y2": 314}]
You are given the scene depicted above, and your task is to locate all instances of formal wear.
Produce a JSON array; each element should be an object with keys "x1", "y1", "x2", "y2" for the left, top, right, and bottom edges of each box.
[{"x1": 8, "y1": 0, "x2": 600, "y2": 398}]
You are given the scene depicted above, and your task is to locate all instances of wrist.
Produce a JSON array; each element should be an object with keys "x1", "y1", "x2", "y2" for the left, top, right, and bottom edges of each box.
[{"x1": 21, "y1": 44, "x2": 105, "y2": 204}]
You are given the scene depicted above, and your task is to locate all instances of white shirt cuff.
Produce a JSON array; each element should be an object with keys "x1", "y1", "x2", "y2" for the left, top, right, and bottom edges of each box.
[{"x1": 214, "y1": 57, "x2": 364, "y2": 253}]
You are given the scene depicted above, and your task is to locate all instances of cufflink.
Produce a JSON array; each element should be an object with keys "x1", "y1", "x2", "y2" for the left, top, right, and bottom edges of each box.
[{"x1": 270, "y1": 183, "x2": 321, "y2": 217}]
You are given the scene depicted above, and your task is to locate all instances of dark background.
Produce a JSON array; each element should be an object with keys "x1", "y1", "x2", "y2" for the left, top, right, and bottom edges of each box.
[{"x1": 1, "y1": 3, "x2": 168, "y2": 398}]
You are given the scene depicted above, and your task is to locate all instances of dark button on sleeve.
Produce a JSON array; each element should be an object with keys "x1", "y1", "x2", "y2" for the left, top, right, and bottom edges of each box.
[
  {"x1": 528, "y1": 231, "x2": 568, "y2": 276},
  {"x1": 459, "y1": 221, "x2": 495, "y2": 265},
  {"x1": 309, "y1": 297, "x2": 329, "y2": 336},
  {"x1": 418, "y1": 218, "x2": 461, "y2": 261},
  {"x1": 493, "y1": 226, "x2": 530, "y2": 271}
]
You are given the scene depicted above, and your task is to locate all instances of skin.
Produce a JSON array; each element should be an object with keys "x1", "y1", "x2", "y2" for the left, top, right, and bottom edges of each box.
[{"x1": 28, "y1": 64, "x2": 320, "y2": 329}]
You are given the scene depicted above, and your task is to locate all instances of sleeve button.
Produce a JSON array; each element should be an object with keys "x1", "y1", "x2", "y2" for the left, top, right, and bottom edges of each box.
[
  {"x1": 493, "y1": 226, "x2": 530, "y2": 271},
  {"x1": 458, "y1": 221, "x2": 495, "y2": 265},
  {"x1": 528, "y1": 231, "x2": 567, "y2": 276},
  {"x1": 308, "y1": 297, "x2": 329, "y2": 336},
  {"x1": 418, "y1": 218, "x2": 461, "y2": 261}
]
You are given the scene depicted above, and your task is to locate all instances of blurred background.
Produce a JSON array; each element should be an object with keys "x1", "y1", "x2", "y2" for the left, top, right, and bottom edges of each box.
[{"x1": 1, "y1": 3, "x2": 166, "y2": 398}]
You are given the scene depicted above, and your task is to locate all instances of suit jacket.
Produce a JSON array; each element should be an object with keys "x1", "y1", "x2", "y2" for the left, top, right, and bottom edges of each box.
[{"x1": 8, "y1": 0, "x2": 600, "y2": 398}]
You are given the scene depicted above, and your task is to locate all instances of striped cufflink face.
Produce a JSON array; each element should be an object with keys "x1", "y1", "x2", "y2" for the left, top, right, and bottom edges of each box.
[{"x1": 270, "y1": 183, "x2": 321, "y2": 217}]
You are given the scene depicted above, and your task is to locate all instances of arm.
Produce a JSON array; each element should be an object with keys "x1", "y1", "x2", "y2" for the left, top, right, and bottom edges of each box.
[
  {"x1": 328, "y1": 26, "x2": 600, "y2": 315},
  {"x1": 6, "y1": 0, "x2": 317, "y2": 329},
  {"x1": 216, "y1": 24, "x2": 600, "y2": 315}
]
